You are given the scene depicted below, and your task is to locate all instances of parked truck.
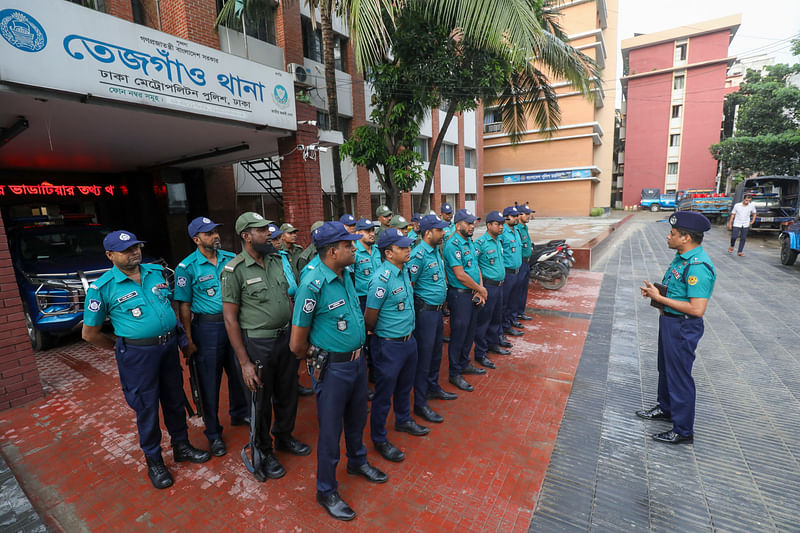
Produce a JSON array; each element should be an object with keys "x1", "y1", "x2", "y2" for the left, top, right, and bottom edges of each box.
[
  {"x1": 640, "y1": 188, "x2": 677, "y2": 212},
  {"x1": 676, "y1": 189, "x2": 731, "y2": 223},
  {"x1": 733, "y1": 176, "x2": 800, "y2": 231}
]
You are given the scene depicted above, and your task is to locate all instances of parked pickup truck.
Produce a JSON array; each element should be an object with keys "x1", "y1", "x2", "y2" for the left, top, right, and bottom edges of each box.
[
  {"x1": 733, "y1": 176, "x2": 800, "y2": 231},
  {"x1": 640, "y1": 188, "x2": 677, "y2": 212},
  {"x1": 676, "y1": 189, "x2": 731, "y2": 223}
]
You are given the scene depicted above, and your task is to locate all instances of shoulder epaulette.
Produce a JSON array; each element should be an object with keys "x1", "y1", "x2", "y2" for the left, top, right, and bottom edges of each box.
[
  {"x1": 414, "y1": 250, "x2": 424, "y2": 260},
  {"x1": 144, "y1": 262, "x2": 164, "y2": 271},
  {"x1": 378, "y1": 269, "x2": 390, "y2": 282},
  {"x1": 307, "y1": 278, "x2": 323, "y2": 293},
  {"x1": 224, "y1": 254, "x2": 245, "y2": 272},
  {"x1": 92, "y1": 270, "x2": 114, "y2": 288}
]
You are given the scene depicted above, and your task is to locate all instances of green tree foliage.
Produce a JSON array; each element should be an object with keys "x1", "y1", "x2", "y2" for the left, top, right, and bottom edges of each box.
[{"x1": 711, "y1": 62, "x2": 800, "y2": 177}]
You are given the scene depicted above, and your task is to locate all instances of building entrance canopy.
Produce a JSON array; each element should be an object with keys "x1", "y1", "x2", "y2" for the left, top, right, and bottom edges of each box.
[{"x1": 0, "y1": 0, "x2": 297, "y2": 172}]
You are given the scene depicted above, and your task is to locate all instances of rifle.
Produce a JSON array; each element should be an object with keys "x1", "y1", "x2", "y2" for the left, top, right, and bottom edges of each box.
[
  {"x1": 187, "y1": 354, "x2": 205, "y2": 420},
  {"x1": 241, "y1": 363, "x2": 266, "y2": 482}
]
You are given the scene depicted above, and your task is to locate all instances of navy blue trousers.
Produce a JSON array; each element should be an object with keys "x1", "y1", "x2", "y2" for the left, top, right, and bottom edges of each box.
[
  {"x1": 447, "y1": 289, "x2": 479, "y2": 376},
  {"x1": 191, "y1": 319, "x2": 249, "y2": 441},
  {"x1": 474, "y1": 283, "x2": 504, "y2": 359},
  {"x1": 657, "y1": 314, "x2": 704, "y2": 436},
  {"x1": 514, "y1": 260, "x2": 531, "y2": 316},
  {"x1": 413, "y1": 308, "x2": 444, "y2": 408},
  {"x1": 370, "y1": 336, "x2": 417, "y2": 443},
  {"x1": 114, "y1": 337, "x2": 188, "y2": 458},
  {"x1": 501, "y1": 270, "x2": 521, "y2": 330},
  {"x1": 312, "y1": 355, "x2": 368, "y2": 495},
  {"x1": 730, "y1": 226, "x2": 749, "y2": 253}
]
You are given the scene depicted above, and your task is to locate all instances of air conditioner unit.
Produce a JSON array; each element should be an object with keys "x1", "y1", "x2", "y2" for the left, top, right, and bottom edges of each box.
[{"x1": 287, "y1": 63, "x2": 311, "y2": 86}]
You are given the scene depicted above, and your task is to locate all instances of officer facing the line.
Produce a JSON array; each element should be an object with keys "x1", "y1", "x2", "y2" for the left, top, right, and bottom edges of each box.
[
  {"x1": 408, "y1": 214, "x2": 456, "y2": 425},
  {"x1": 280, "y1": 223, "x2": 304, "y2": 270},
  {"x1": 82, "y1": 231, "x2": 211, "y2": 490},
  {"x1": 174, "y1": 217, "x2": 249, "y2": 458},
  {"x1": 375, "y1": 205, "x2": 393, "y2": 238},
  {"x1": 440, "y1": 203, "x2": 455, "y2": 240},
  {"x1": 221, "y1": 213, "x2": 310, "y2": 482},
  {"x1": 290, "y1": 222, "x2": 387, "y2": 522},
  {"x1": 499, "y1": 206, "x2": 525, "y2": 339},
  {"x1": 515, "y1": 205, "x2": 534, "y2": 321},
  {"x1": 638, "y1": 211, "x2": 716, "y2": 444},
  {"x1": 473, "y1": 211, "x2": 510, "y2": 369},
  {"x1": 443, "y1": 208, "x2": 488, "y2": 392},
  {"x1": 365, "y1": 228, "x2": 430, "y2": 464}
]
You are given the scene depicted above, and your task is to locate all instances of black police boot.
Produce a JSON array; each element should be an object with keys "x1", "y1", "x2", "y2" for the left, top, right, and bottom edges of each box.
[
  {"x1": 209, "y1": 438, "x2": 227, "y2": 457},
  {"x1": 145, "y1": 455, "x2": 174, "y2": 489},
  {"x1": 518, "y1": 313, "x2": 533, "y2": 321},
  {"x1": 346, "y1": 462, "x2": 388, "y2": 483},
  {"x1": 414, "y1": 405, "x2": 444, "y2": 423},
  {"x1": 488, "y1": 345, "x2": 511, "y2": 356},
  {"x1": 172, "y1": 441, "x2": 211, "y2": 463},
  {"x1": 297, "y1": 384, "x2": 314, "y2": 396},
  {"x1": 261, "y1": 452, "x2": 287, "y2": 479},
  {"x1": 448, "y1": 375, "x2": 474, "y2": 392},
  {"x1": 275, "y1": 435, "x2": 311, "y2": 456},
  {"x1": 427, "y1": 388, "x2": 458, "y2": 401},
  {"x1": 317, "y1": 491, "x2": 356, "y2": 521},
  {"x1": 511, "y1": 320, "x2": 525, "y2": 329},
  {"x1": 395, "y1": 419, "x2": 430, "y2": 436},
  {"x1": 461, "y1": 364, "x2": 487, "y2": 375},
  {"x1": 230, "y1": 416, "x2": 251, "y2": 426},
  {"x1": 498, "y1": 338, "x2": 513, "y2": 348},
  {"x1": 374, "y1": 441, "x2": 405, "y2": 462},
  {"x1": 504, "y1": 328, "x2": 524, "y2": 337},
  {"x1": 475, "y1": 356, "x2": 496, "y2": 369}
]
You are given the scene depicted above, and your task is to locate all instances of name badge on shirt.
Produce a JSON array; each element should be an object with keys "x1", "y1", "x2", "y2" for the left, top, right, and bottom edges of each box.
[
  {"x1": 246, "y1": 277, "x2": 262, "y2": 285},
  {"x1": 328, "y1": 299, "x2": 346, "y2": 311},
  {"x1": 671, "y1": 268, "x2": 680, "y2": 279},
  {"x1": 198, "y1": 274, "x2": 214, "y2": 282},
  {"x1": 117, "y1": 291, "x2": 138, "y2": 303},
  {"x1": 392, "y1": 287, "x2": 404, "y2": 295}
]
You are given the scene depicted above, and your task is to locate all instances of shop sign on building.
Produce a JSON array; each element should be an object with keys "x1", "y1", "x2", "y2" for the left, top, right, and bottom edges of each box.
[
  {"x1": 503, "y1": 169, "x2": 593, "y2": 184},
  {"x1": 0, "y1": 0, "x2": 296, "y2": 130}
]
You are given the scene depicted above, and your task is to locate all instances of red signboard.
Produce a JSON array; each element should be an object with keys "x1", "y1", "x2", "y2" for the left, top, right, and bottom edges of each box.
[{"x1": 0, "y1": 182, "x2": 115, "y2": 197}]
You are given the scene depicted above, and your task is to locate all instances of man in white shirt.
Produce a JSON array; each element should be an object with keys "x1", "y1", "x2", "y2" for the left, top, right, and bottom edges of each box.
[{"x1": 728, "y1": 194, "x2": 758, "y2": 256}]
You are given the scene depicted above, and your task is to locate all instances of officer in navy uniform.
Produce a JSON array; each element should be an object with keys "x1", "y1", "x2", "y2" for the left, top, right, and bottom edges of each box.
[
  {"x1": 407, "y1": 214, "x2": 456, "y2": 425},
  {"x1": 221, "y1": 213, "x2": 310, "y2": 482},
  {"x1": 290, "y1": 222, "x2": 387, "y2": 521},
  {"x1": 174, "y1": 217, "x2": 249, "y2": 458},
  {"x1": 499, "y1": 206, "x2": 525, "y2": 339},
  {"x1": 514, "y1": 205, "x2": 534, "y2": 321},
  {"x1": 365, "y1": 228, "x2": 431, "y2": 464},
  {"x1": 82, "y1": 231, "x2": 211, "y2": 490},
  {"x1": 473, "y1": 211, "x2": 510, "y2": 369},
  {"x1": 443, "y1": 209, "x2": 488, "y2": 392},
  {"x1": 638, "y1": 211, "x2": 716, "y2": 444}
]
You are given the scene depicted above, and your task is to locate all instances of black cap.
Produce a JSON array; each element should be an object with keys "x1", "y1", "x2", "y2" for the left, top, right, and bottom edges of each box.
[{"x1": 669, "y1": 211, "x2": 711, "y2": 233}]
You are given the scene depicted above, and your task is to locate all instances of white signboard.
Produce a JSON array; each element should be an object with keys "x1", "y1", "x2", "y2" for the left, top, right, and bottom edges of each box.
[{"x1": 0, "y1": 0, "x2": 296, "y2": 130}]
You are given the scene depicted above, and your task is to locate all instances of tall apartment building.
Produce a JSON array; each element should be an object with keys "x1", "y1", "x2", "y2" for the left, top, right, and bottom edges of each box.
[
  {"x1": 620, "y1": 15, "x2": 741, "y2": 207},
  {"x1": 481, "y1": 0, "x2": 618, "y2": 217}
]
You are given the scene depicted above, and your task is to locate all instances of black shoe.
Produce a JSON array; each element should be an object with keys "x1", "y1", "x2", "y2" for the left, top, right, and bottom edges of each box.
[
  {"x1": 442, "y1": 336, "x2": 450, "y2": 343},
  {"x1": 261, "y1": 453, "x2": 287, "y2": 478},
  {"x1": 145, "y1": 455, "x2": 173, "y2": 489},
  {"x1": 395, "y1": 419, "x2": 430, "y2": 436},
  {"x1": 374, "y1": 441, "x2": 405, "y2": 462},
  {"x1": 518, "y1": 314, "x2": 533, "y2": 321},
  {"x1": 414, "y1": 405, "x2": 444, "y2": 423},
  {"x1": 511, "y1": 320, "x2": 524, "y2": 329},
  {"x1": 504, "y1": 328, "x2": 524, "y2": 337},
  {"x1": 461, "y1": 364, "x2": 486, "y2": 375},
  {"x1": 448, "y1": 375, "x2": 474, "y2": 392},
  {"x1": 298, "y1": 384, "x2": 314, "y2": 396},
  {"x1": 488, "y1": 345, "x2": 511, "y2": 355},
  {"x1": 346, "y1": 462, "x2": 388, "y2": 483},
  {"x1": 635, "y1": 406, "x2": 672, "y2": 421},
  {"x1": 209, "y1": 438, "x2": 227, "y2": 457},
  {"x1": 230, "y1": 416, "x2": 251, "y2": 427},
  {"x1": 367, "y1": 389, "x2": 375, "y2": 402},
  {"x1": 499, "y1": 339, "x2": 513, "y2": 348},
  {"x1": 275, "y1": 436, "x2": 311, "y2": 456},
  {"x1": 427, "y1": 389, "x2": 458, "y2": 401},
  {"x1": 172, "y1": 441, "x2": 211, "y2": 463},
  {"x1": 317, "y1": 491, "x2": 356, "y2": 521},
  {"x1": 652, "y1": 430, "x2": 693, "y2": 444},
  {"x1": 475, "y1": 356, "x2": 496, "y2": 369}
]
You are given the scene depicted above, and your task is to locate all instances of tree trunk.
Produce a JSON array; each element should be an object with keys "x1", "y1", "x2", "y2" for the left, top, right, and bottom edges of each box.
[
  {"x1": 417, "y1": 102, "x2": 457, "y2": 213},
  {"x1": 320, "y1": 1, "x2": 345, "y2": 217}
]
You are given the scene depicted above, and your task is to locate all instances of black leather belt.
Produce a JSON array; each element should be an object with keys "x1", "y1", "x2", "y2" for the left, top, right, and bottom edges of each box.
[
  {"x1": 484, "y1": 279, "x2": 503, "y2": 287},
  {"x1": 415, "y1": 302, "x2": 444, "y2": 312},
  {"x1": 450, "y1": 287, "x2": 472, "y2": 294},
  {"x1": 327, "y1": 349, "x2": 361, "y2": 363},
  {"x1": 244, "y1": 324, "x2": 289, "y2": 339},
  {"x1": 194, "y1": 313, "x2": 224, "y2": 322},
  {"x1": 123, "y1": 329, "x2": 176, "y2": 346},
  {"x1": 664, "y1": 311, "x2": 693, "y2": 320},
  {"x1": 382, "y1": 334, "x2": 413, "y2": 342},
  {"x1": 505, "y1": 267, "x2": 520, "y2": 274}
]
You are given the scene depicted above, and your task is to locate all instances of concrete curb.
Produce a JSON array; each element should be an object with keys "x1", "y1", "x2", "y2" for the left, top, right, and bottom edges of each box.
[{"x1": 572, "y1": 214, "x2": 634, "y2": 270}]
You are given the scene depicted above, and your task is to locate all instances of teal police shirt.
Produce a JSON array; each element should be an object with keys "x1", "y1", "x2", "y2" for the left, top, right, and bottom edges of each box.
[
  {"x1": 84, "y1": 264, "x2": 177, "y2": 339},
  {"x1": 354, "y1": 240, "x2": 382, "y2": 297},
  {"x1": 301, "y1": 254, "x2": 354, "y2": 285},
  {"x1": 366, "y1": 261, "x2": 415, "y2": 338},
  {"x1": 292, "y1": 262, "x2": 366, "y2": 352},
  {"x1": 173, "y1": 248, "x2": 236, "y2": 314},
  {"x1": 517, "y1": 223, "x2": 532, "y2": 259},
  {"x1": 279, "y1": 250, "x2": 298, "y2": 298},
  {"x1": 474, "y1": 233, "x2": 506, "y2": 281},
  {"x1": 407, "y1": 241, "x2": 447, "y2": 305},
  {"x1": 499, "y1": 223, "x2": 522, "y2": 269},
  {"x1": 443, "y1": 231, "x2": 481, "y2": 289},
  {"x1": 661, "y1": 245, "x2": 716, "y2": 315}
]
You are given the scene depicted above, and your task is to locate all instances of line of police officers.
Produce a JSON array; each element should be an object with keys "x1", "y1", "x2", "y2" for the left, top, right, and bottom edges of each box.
[{"x1": 81, "y1": 202, "x2": 535, "y2": 521}]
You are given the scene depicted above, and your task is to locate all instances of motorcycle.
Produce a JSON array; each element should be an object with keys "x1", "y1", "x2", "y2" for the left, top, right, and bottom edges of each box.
[
  {"x1": 529, "y1": 244, "x2": 569, "y2": 290},
  {"x1": 543, "y1": 239, "x2": 575, "y2": 273}
]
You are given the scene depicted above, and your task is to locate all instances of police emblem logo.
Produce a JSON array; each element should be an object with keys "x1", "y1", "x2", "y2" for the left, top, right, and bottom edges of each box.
[
  {"x1": 398, "y1": 302, "x2": 405, "y2": 311},
  {"x1": 253, "y1": 213, "x2": 264, "y2": 220},
  {"x1": 467, "y1": 260, "x2": 472, "y2": 267},
  {"x1": 512, "y1": 247, "x2": 516, "y2": 252},
  {"x1": 669, "y1": 214, "x2": 678, "y2": 225},
  {"x1": 375, "y1": 287, "x2": 386, "y2": 299},
  {"x1": 177, "y1": 276, "x2": 187, "y2": 287},
  {"x1": 455, "y1": 251, "x2": 462, "y2": 260},
  {"x1": 364, "y1": 269, "x2": 370, "y2": 276},
  {"x1": 202, "y1": 217, "x2": 211, "y2": 223},
  {"x1": 87, "y1": 299, "x2": 101, "y2": 312},
  {"x1": 337, "y1": 319, "x2": 347, "y2": 331},
  {"x1": 688, "y1": 275, "x2": 698, "y2": 286},
  {"x1": 119, "y1": 233, "x2": 131, "y2": 241},
  {"x1": 0, "y1": 10, "x2": 47, "y2": 53},
  {"x1": 410, "y1": 265, "x2": 419, "y2": 274},
  {"x1": 490, "y1": 258, "x2": 495, "y2": 265},
  {"x1": 302, "y1": 298, "x2": 316, "y2": 313},
  {"x1": 432, "y1": 273, "x2": 439, "y2": 282},
  {"x1": 206, "y1": 288, "x2": 216, "y2": 296},
  {"x1": 131, "y1": 307, "x2": 142, "y2": 317}
]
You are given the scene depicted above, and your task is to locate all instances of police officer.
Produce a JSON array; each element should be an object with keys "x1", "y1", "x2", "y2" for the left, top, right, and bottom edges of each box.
[
  {"x1": 440, "y1": 203, "x2": 455, "y2": 241},
  {"x1": 473, "y1": 211, "x2": 510, "y2": 369},
  {"x1": 443, "y1": 209, "x2": 487, "y2": 392},
  {"x1": 390, "y1": 214, "x2": 410, "y2": 236},
  {"x1": 289, "y1": 222, "x2": 387, "y2": 521},
  {"x1": 82, "y1": 231, "x2": 211, "y2": 489},
  {"x1": 407, "y1": 213, "x2": 422, "y2": 246},
  {"x1": 365, "y1": 228, "x2": 430, "y2": 464},
  {"x1": 280, "y1": 223, "x2": 303, "y2": 269},
  {"x1": 515, "y1": 205, "x2": 534, "y2": 321},
  {"x1": 221, "y1": 213, "x2": 310, "y2": 481},
  {"x1": 638, "y1": 211, "x2": 716, "y2": 444},
  {"x1": 375, "y1": 205, "x2": 393, "y2": 238},
  {"x1": 339, "y1": 214, "x2": 357, "y2": 233},
  {"x1": 354, "y1": 218, "x2": 382, "y2": 310},
  {"x1": 499, "y1": 206, "x2": 525, "y2": 339},
  {"x1": 174, "y1": 217, "x2": 249, "y2": 458},
  {"x1": 296, "y1": 220, "x2": 325, "y2": 273},
  {"x1": 408, "y1": 214, "x2": 455, "y2": 425}
]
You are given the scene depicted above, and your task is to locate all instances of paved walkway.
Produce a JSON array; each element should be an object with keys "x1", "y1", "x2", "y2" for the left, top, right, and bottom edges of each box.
[{"x1": 531, "y1": 213, "x2": 800, "y2": 532}]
